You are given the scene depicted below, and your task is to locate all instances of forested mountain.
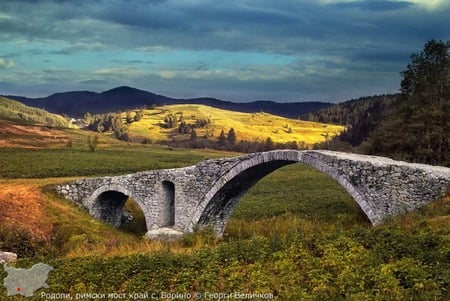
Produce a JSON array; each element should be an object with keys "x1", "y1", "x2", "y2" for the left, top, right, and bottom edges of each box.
[
  {"x1": 5, "y1": 86, "x2": 331, "y2": 119},
  {"x1": 302, "y1": 94, "x2": 398, "y2": 146}
]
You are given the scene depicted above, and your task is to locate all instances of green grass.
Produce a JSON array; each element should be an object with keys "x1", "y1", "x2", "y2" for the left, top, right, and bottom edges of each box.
[
  {"x1": 0, "y1": 144, "x2": 234, "y2": 178},
  {"x1": 2, "y1": 197, "x2": 449, "y2": 300},
  {"x1": 1, "y1": 141, "x2": 449, "y2": 299},
  {"x1": 119, "y1": 198, "x2": 148, "y2": 236},
  {"x1": 232, "y1": 164, "x2": 368, "y2": 223}
]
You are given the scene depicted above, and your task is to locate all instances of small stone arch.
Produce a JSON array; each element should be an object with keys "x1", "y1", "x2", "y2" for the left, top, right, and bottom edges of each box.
[
  {"x1": 191, "y1": 150, "x2": 374, "y2": 236},
  {"x1": 161, "y1": 180, "x2": 175, "y2": 227},
  {"x1": 87, "y1": 184, "x2": 148, "y2": 229}
]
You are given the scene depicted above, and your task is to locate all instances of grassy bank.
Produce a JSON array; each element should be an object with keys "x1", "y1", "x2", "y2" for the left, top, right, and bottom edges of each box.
[
  {"x1": 0, "y1": 143, "x2": 449, "y2": 300},
  {"x1": 2, "y1": 197, "x2": 449, "y2": 300}
]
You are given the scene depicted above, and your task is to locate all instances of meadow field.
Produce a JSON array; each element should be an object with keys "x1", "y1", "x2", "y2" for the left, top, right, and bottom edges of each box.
[
  {"x1": 1, "y1": 128, "x2": 450, "y2": 300},
  {"x1": 122, "y1": 104, "x2": 344, "y2": 146}
]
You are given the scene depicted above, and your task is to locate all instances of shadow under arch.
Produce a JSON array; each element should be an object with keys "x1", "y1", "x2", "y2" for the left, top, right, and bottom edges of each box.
[
  {"x1": 161, "y1": 180, "x2": 175, "y2": 227},
  {"x1": 192, "y1": 150, "x2": 373, "y2": 236},
  {"x1": 87, "y1": 184, "x2": 148, "y2": 231}
]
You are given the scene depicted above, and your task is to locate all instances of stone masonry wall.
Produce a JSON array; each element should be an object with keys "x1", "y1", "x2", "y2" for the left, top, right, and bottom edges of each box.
[
  {"x1": 300, "y1": 151, "x2": 450, "y2": 225},
  {"x1": 55, "y1": 150, "x2": 450, "y2": 237}
]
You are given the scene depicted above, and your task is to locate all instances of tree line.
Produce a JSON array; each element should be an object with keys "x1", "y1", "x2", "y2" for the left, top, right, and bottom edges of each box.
[
  {"x1": 85, "y1": 112, "x2": 129, "y2": 141},
  {"x1": 303, "y1": 94, "x2": 397, "y2": 147},
  {"x1": 85, "y1": 108, "x2": 145, "y2": 142},
  {"x1": 310, "y1": 39, "x2": 449, "y2": 167},
  {"x1": 166, "y1": 126, "x2": 303, "y2": 152},
  {"x1": 163, "y1": 114, "x2": 303, "y2": 152}
]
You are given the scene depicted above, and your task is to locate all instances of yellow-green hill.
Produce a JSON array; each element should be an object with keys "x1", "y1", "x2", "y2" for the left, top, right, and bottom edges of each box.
[
  {"x1": 125, "y1": 104, "x2": 344, "y2": 146},
  {"x1": 0, "y1": 96, "x2": 69, "y2": 128}
]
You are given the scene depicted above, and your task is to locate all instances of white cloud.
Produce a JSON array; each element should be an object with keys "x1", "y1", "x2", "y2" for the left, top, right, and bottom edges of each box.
[
  {"x1": 0, "y1": 58, "x2": 15, "y2": 69},
  {"x1": 314, "y1": 0, "x2": 449, "y2": 10},
  {"x1": 136, "y1": 46, "x2": 173, "y2": 53},
  {"x1": 0, "y1": 13, "x2": 13, "y2": 20},
  {"x1": 406, "y1": 0, "x2": 449, "y2": 10},
  {"x1": 314, "y1": 0, "x2": 357, "y2": 3},
  {"x1": 92, "y1": 67, "x2": 146, "y2": 77}
]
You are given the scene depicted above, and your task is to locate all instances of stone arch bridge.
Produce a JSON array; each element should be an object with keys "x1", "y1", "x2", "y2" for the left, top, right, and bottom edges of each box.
[{"x1": 55, "y1": 150, "x2": 450, "y2": 237}]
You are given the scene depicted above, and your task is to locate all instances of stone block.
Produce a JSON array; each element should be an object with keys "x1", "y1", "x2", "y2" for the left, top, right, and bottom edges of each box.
[
  {"x1": 144, "y1": 228, "x2": 184, "y2": 241},
  {"x1": 0, "y1": 251, "x2": 17, "y2": 264}
]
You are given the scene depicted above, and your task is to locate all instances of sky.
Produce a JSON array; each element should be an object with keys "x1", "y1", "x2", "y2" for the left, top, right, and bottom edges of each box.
[{"x1": 0, "y1": 0, "x2": 449, "y2": 103}]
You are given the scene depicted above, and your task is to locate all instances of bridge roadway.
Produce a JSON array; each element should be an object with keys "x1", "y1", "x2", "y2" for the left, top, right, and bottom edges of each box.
[{"x1": 55, "y1": 150, "x2": 450, "y2": 237}]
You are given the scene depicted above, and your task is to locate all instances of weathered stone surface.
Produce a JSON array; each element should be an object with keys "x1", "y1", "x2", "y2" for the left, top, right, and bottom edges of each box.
[
  {"x1": 144, "y1": 228, "x2": 184, "y2": 240},
  {"x1": 55, "y1": 150, "x2": 450, "y2": 237},
  {"x1": 0, "y1": 251, "x2": 17, "y2": 264}
]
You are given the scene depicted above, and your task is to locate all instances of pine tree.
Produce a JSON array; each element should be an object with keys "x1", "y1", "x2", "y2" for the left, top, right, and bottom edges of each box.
[
  {"x1": 218, "y1": 129, "x2": 227, "y2": 146},
  {"x1": 165, "y1": 115, "x2": 173, "y2": 128},
  {"x1": 173, "y1": 114, "x2": 179, "y2": 128},
  {"x1": 265, "y1": 137, "x2": 274, "y2": 150},
  {"x1": 227, "y1": 128, "x2": 236, "y2": 145},
  {"x1": 126, "y1": 111, "x2": 133, "y2": 124},
  {"x1": 369, "y1": 39, "x2": 449, "y2": 166},
  {"x1": 190, "y1": 128, "x2": 197, "y2": 141}
]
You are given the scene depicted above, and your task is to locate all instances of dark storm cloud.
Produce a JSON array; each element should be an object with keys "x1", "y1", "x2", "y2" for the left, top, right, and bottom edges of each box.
[
  {"x1": 1, "y1": 0, "x2": 444, "y2": 53},
  {"x1": 94, "y1": 0, "x2": 182, "y2": 30},
  {"x1": 0, "y1": 0, "x2": 449, "y2": 101}
]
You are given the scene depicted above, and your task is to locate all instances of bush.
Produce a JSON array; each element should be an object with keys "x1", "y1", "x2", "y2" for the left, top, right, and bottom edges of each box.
[
  {"x1": 87, "y1": 135, "x2": 99, "y2": 152},
  {"x1": 0, "y1": 225, "x2": 53, "y2": 258}
]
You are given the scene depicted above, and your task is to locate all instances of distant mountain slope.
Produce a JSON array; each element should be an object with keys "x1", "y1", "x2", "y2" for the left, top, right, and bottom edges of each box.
[
  {"x1": 0, "y1": 96, "x2": 69, "y2": 128},
  {"x1": 5, "y1": 86, "x2": 331, "y2": 118}
]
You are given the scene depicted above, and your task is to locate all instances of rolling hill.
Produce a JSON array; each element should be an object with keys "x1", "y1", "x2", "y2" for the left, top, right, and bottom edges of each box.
[
  {"x1": 0, "y1": 95, "x2": 341, "y2": 149},
  {"x1": 119, "y1": 104, "x2": 344, "y2": 146},
  {"x1": 5, "y1": 86, "x2": 332, "y2": 118},
  {"x1": 0, "y1": 96, "x2": 69, "y2": 128},
  {"x1": 0, "y1": 96, "x2": 72, "y2": 148}
]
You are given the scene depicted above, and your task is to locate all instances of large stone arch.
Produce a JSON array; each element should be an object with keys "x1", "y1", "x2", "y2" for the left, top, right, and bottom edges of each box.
[
  {"x1": 191, "y1": 150, "x2": 374, "y2": 236},
  {"x1": 55, "y1": 149, "x2": 450, "y2": 239},
  {"x1": 87, "y1": 183, "x2": 148, "y2": 228}
]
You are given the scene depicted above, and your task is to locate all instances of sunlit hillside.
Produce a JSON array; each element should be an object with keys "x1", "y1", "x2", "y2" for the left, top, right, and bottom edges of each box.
[
  {"x1": 125, "y1": 104, "x2": 344, "y2": 146},
  {"x1": 0, "y1": 96, "x2": 69, "y2": 128}
]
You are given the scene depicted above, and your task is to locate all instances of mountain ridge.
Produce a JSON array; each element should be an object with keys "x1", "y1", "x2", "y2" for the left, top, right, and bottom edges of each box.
[{"x1": 4, "y1": 86, "x2": 332, "y2": 118}]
